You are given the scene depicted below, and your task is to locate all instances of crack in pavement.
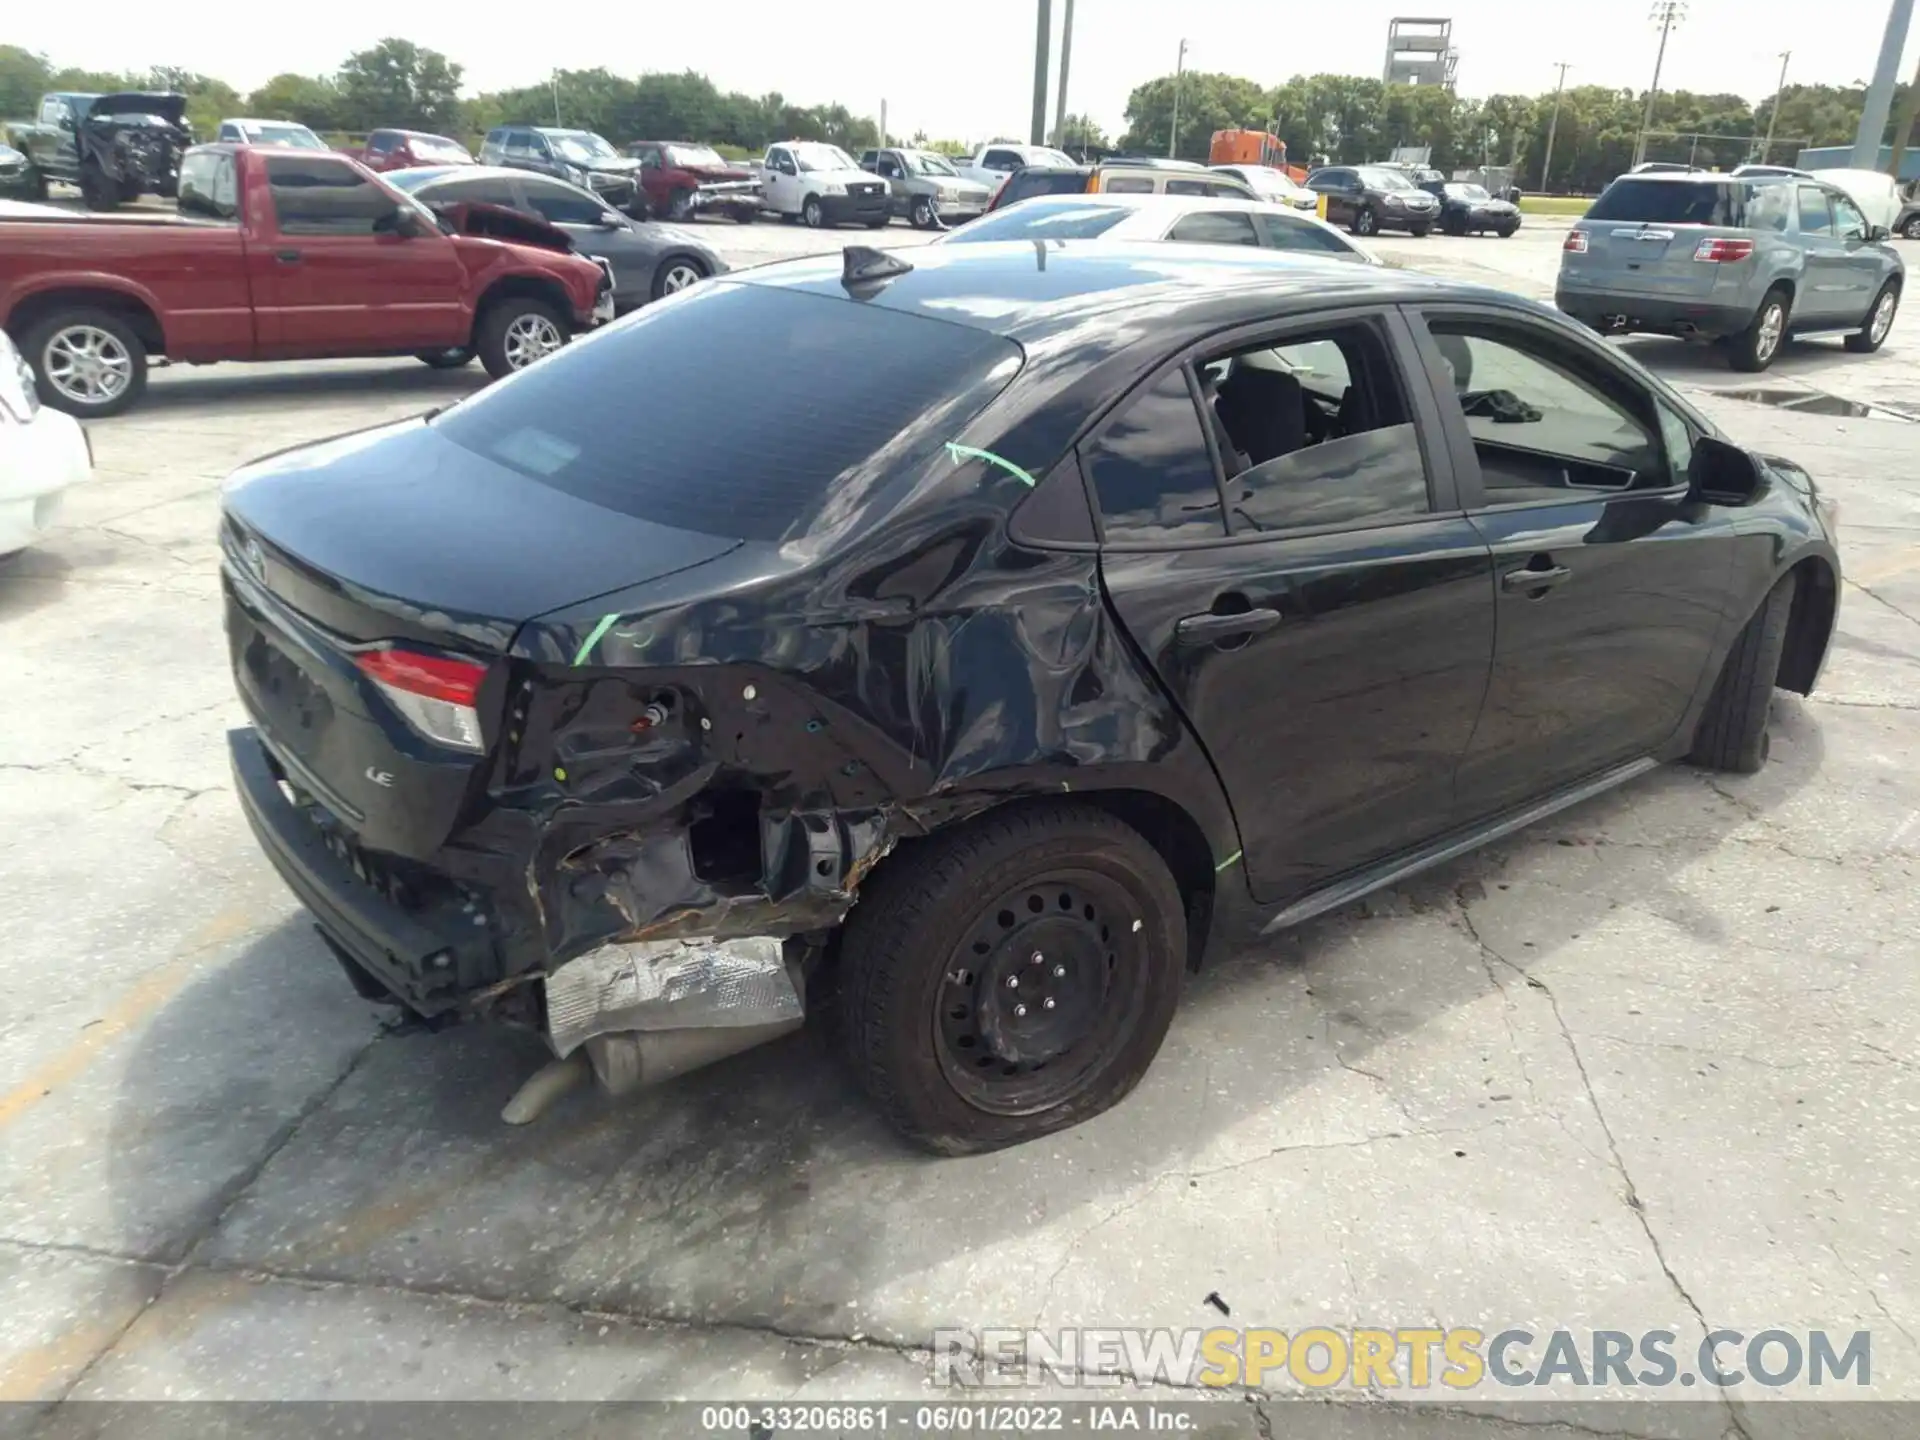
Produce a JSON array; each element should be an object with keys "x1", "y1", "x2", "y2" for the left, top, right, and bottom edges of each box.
[
  {"x1": 1454, "y1": 905, "x2": 1754, "y2": 1440},
  {"x1": 1847, "y1": 576, "x2": 1920, "y2": 631}
]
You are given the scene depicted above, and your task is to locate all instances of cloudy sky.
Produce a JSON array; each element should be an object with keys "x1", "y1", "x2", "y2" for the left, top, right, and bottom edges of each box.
[{"x1": 15, "y1": 0, "x2": 1919, "y2": 141}]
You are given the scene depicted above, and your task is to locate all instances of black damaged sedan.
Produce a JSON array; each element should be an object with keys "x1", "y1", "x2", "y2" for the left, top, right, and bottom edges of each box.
[{"x1": 221, "y1": 241, "x2": 1839, "y2": 1154}]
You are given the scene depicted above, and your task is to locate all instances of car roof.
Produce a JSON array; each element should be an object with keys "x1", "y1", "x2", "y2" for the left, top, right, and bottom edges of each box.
[
  {"x1": 225, "y1": 117, "x2": 313, "y2": 128},
  {"x1": 726, "y1": 240, "x2": 1507, "y2": 348}
]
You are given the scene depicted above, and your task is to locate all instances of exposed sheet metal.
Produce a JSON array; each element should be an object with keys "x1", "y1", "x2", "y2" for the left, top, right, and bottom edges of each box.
[{"x1": 544, "y1": 933, "x2": 801, "y2": 1057}]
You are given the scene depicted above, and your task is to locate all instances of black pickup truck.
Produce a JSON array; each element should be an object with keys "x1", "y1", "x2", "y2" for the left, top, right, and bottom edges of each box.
[{"x1": 9, "y1": 91, "x2": 191, "y2": 209}]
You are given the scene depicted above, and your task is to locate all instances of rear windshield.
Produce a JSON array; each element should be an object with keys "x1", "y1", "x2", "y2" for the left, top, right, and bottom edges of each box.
[
  {"x1": 432, "y1": 284, "x2": 1023, "y2": 543},
  {"x1": 945, "y1": 199, "x2": 1128, "y2": 242},
  {"x1": 1002, "y1": 170, "x2": 1092, "y2": 205},
  {"x1": 1588, "y1": 178, "x2": 1747, "y2": 226}
]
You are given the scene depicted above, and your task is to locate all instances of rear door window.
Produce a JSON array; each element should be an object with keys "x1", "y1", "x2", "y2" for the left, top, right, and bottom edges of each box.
[
  {"x1": 1166, "y1": 210, "x2": 1261, "y2": 246},
  {"x1": 944, "y1": 200, "x2": 1127, "y2": 242},
  {"x1": 264, "y1": 154, "x2": 395, "y2": 235},
  {"x1": 1587, "y1": 179, "x2": 1744, "y2": 226},
  {"x1": 1796, "y1": 186, "x2": 1834, "y2": 236},
  {"x1": 1103, "y1": 175, "x2": 1154, "y2": 194},
  {"x1": 1082, "y1": 369, "x2": 1225, "y2": 542},
  {"x1": 520, "y1": 177, "x2": 605, "y2": 225},
  {"x1": 1259, "y1": 214, "x2": 1354, "y2": 255},
  {"x1": 433, "y1": 285, "x2": 1024, "y2": 544}
]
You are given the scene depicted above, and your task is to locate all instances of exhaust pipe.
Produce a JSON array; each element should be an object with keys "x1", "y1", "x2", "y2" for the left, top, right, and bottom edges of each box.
[{"x1": 584, "y1": 1019, "x2": 804, "y2": 1095}]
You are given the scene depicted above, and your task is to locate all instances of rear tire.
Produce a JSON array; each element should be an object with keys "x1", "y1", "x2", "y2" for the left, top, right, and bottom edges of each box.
[
  {"x1": 1845, "y1": 280, "x2": 1900, "y2": 354},
  {"x1": 23, "y1": 308, "x2": 148, "y2": 418},
  {"x1": 79, "y1": 162, "x2": 119, "y2": 212},
  {"x1": 835, "y1": 803, "x2": 1185, "y2": 1155},
  {"x1": 1728, "y1": 285, "x2": 1791, "y2": 373},
  {"x1": 1352, "y1": 207, "x2": 1378, "y2": 237},
  {"x1": 1409, "y1": 224, "x2": 1432, "y2": 238},
  {"x1": 1903, "y1": 214, "x2": 1920, "y2": 240},
  {"x1": 734, "y1": 207, "x2": 758, "y2": 224},
  {"x1": 1689, "y1": 574, "x2": 1795, "y2": 774},
  {"x1": 475, "y1": 296, "x2": 568, "y2": 380},
  {"x1": 666, "y1": 188, "x2": 693, "y2": 222}
]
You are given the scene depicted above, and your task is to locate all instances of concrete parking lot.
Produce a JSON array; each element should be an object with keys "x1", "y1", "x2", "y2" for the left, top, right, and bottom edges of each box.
[{"x1": 3, "y1": 216, "x2": 1919, "y2": 1436}]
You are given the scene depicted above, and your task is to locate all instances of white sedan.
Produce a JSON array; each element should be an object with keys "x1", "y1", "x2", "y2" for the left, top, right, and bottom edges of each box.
[
  {"x1": 1210, "y1": 163, "x2": 1322, "y2": 213},
  {"x1": 934, "y1": 193, "x2": 1381, "y2": 264},
  {"x1": 0, "y1": 329, "x2": 90, "y2": 559}
]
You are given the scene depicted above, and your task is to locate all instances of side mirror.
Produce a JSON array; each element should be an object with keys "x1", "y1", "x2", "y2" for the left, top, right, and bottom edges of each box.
[
  {"x1": 373, "y1": 207, "x2": 421, "y2": 238},
  {"x1": 597, "y1": 212, "x2": 624, "y2": 229},
  {"x1": 1868, "y1": 223, "x2": 1891, "y2": 242},
  {"x1": 1689, "y1": 435, "x2": 1765, "y2": 505}
]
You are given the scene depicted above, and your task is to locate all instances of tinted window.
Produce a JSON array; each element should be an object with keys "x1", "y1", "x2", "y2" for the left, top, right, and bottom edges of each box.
[
  {"x1": 433, "y1": 285, "x2": 1023, "y2": 544},
  {"x1": 1103, "y1": 175, "x2": 1154, "y2": 194},
  {"x1": 1166, "y1": 210, "x2": 1261, "y2": 246},
  {"x1": 1083, "y1": 370, "x2": 1224, "y2": 542},
  {"x1": 1259, "y1": 214, "x2": 1354, "y2": 255},
  {"x1": 1588, "y1": 179, "x2": 1745, "y2": 226},
  {"x1": 178, "y1": 151, "x2": 237, "y2": 220},
  {"x1": 1000, "y1": 170, "x2": 1091, "y2": 205},
  {"x1": 265, "y1": 155, "x2": 395, "y2": 235},
  {"x1": 1201, "y1": 325, "x2": 1429, "y2": 534},
  {"x1": 983, "y1": 149, "x2": 1023, "y2": 170},
  {"x1": 521, "y1": 179, "x2": 606, "y2": 225},
  {"x1": 941, "y1": 200, "x2": 1127, "y2": 242},
  {"x1": 1426, "y1": 321, "x2": 1669, "y2": 500},
  {"x1": 1162, "y1": 179, "x2": 1211, "y2": 196},
  {"x1": 428, "y1": 176, "x2": 519, "y2": 207}
]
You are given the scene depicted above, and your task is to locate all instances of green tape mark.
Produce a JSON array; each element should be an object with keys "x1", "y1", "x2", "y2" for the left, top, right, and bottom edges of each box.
[
  {"x1": 946, "y1": 441, "x2": 1037, "y2": 488},
  {"x1": 572, "y1": 613, "x2": 620, "y2": 667},
  {"x1": 1214, "y1": 850, "x2": 1243, "y2": 874}
]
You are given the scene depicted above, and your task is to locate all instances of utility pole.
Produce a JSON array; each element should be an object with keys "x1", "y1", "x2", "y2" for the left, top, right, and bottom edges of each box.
[
  {"x1": 1540, "y1": 62, "x2": 1571, "y2": 193},
  {"x1": 1168, "y1": 38, "x2": 1188, "y2": 160},
  {"x1": 1760, "y1": 51, "x2": 1790, "y2": 163},
  {"x1": 1854, "y1": 0, "x2": 1917, "y2": 168},
  {"x1": 880, "y1": 99, "x2": 887, "y2": 149},
  {"x1": 1053, "y1": 0, "x2": 1076, "y2": 147},
  {"x1": 1030, "y1": 0, "x2": 1052, "y2": 146},
  {"x1": 550, "y1": 72, "x2": 562, "y2": 127},
  {"x1": 1632, "y1": 0, "x2": 1686, "y2": 168}
]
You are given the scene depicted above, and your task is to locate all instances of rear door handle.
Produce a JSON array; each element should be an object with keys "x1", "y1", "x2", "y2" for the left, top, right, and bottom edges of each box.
[
  {"x1": 1502, "y1": 564, "x2": 1572, "y2": 594},
  {"x1": 1175, "y1": 608, "x2": 1283, "y2": 645},
  {"x1": 275, "y1": 249, "x2": 303, "y2": 264}
]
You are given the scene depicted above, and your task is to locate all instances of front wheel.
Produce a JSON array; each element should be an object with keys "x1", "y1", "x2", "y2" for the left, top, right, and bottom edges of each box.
[
  {"x1": 416, "y1": 347, "x2": 475, "y2": 369},
  {"x1": 1497, "y1": 224, "x2": 1518, "y2": 238},
  {"x1": 475, "y1": 297, "x2": 568, "y2": 380},
  {"x1": 802, "y1": 195, "x2": 825, "y2": 228},
  {"x1": 1902, "y1": 215, "x2": 1920, "y2": 240},
  {"x1": 1409, "y1": 224, "x2": 1432, "y2": 238},
  {"x1": 78, "y1": 163, "x2": 120, "y2": 212},
  {"x1": 1689, "y1": 574, "x2": 1795, "y2": 774},
  {"x1": 1351, "y1": 207, "x2": 1378, "y2": 237},
  {"x1": 1728, "y1": 286, "x2": 1791, "y2": 373},
  {"x1": 23, "y1": 308, "x2": 148, "y2": 418},
  {"x1": 909, "y1": 196, "x2": 937, "y2": 230},
  {"x1": 835, "y1": 803, "x2": 1186, "y2": 1155},
  {"x1": 734, "y1": 207, "x2": 758, "y2": 224},
  {"x1": 652, "y1": 257, "x2": 707, "y2": 300},
  {"x1": 665, "y1": 188, "x2": 693, "y2": 222},
  {"x1": 1845, "y1": 281, "x2": 1900, "y2": 354}
]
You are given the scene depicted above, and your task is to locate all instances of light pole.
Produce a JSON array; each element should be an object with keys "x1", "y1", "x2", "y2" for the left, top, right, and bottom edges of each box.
[
  {"x1": 1632, "y1": 0, "x2": 1686, "y2": 168},
  {"x1": 1540, "y1": 62, "x2": 1571, "y2": 192},
  {"x1": 1030, "y1": 0, "x2": 1053, "y2": 146},
  {"x1": 1053, "y1": 0, "x2": 1076, "y2": 147},
  {"x1": 1760, "y1": 51, "x2": 1790, "y2": 163},
  {"x1": 1168, "y1": 38, "x2": 1188, "y2": 160},
  {"x1": 550, "y1": 71, "x2": 562, "y2": 127}
]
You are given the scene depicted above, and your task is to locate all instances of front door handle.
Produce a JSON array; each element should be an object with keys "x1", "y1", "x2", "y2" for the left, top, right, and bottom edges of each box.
[
  {"x1": 275, "y1": 249, "x2": 303, "y2": 264},
  {"x1": 1502, "y1": 563, "x2": 1573, "y2": 594},
  {"x1": 1176, "y1": 608, "x2": 1283, "y2": 646}
]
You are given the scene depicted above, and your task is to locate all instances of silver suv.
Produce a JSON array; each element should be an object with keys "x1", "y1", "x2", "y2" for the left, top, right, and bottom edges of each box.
[{"x1": 1556, "y1": 172, "x2": 1903, "y2": 371}]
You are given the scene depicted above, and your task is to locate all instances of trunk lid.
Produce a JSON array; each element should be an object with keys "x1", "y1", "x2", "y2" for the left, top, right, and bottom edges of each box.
[
  {"x1": 1563, "y1": 176, "x2": 1753, "y2": 301},
  {"x1": 221, "y1": 418, "x2": 740, "y2": 858}
]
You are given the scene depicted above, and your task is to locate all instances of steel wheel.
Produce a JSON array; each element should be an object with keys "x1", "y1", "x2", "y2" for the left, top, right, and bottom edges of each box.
[
  {"x1": 44, "y1": 324, "x2": 133, "y2": 407},
  {"x1": 932, "y1": 869, "x2": 1150, "y2": 1116},
  {"x1": 658, "y1": 261, "x2": 704, "y2": 295},
  {"x1": 501, "y1": 312, "x2": 564, "y2": 370}
]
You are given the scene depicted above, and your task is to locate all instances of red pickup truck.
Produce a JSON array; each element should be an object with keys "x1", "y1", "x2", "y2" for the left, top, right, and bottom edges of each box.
[{"x1": 0, "y1": 143, "x2": 613, "y2": 417}]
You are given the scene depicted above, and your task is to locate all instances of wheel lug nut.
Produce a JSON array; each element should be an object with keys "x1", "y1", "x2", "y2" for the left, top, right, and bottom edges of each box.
[
  {"x1": 1052, "y1": 965, "x2": 1066, "y2": 977},
  {"x1": 1030, "y1": 952, "x2": 1043, "y2": 965},
  {"x1": 1043, "y1": 998, "x2": 1056, "y2": 1010},
  {"x1": 1014, "y1": 1004, "x2": 1027, "y2": 1017},
  {"x1": 1006, "y1": 976, "x2": 1019, "y2": 989}
]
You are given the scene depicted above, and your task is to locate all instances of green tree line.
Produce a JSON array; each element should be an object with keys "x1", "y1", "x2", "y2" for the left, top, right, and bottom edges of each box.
[
  {"x1": 1125, "y1": 69, "x2": 1918, "y2": 193},
  {"x1": 3, "y1": 38, "x2": 1910, "y2": 191}
]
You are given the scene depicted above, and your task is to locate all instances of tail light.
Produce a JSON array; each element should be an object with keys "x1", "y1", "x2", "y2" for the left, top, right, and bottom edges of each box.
[
  {"x1": 354, "y1": 646, "x2": 487, "y2": 753},
  {"x1": 1694, "y1": 237, "x2": 1755, "y2": 262},
  {"x1": 1563, "y1": 230, "x2": 1589, "y2": 253}
]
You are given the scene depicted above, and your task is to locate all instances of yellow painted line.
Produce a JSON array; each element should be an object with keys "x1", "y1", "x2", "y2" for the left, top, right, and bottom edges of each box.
[{"x1": 0, "y1": 907, "x2": 256, "y2": 1132}]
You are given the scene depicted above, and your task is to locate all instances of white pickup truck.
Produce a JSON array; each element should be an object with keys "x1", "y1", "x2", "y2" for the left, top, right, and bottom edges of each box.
[
  {"x1": 953, "y1": 142, "x2": 1080, "y2": 192},
  {"x1": 755, "y1": 142, "x2": 892, "y2": 228}
]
